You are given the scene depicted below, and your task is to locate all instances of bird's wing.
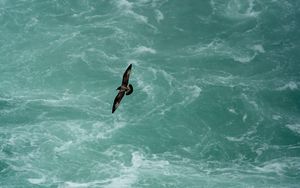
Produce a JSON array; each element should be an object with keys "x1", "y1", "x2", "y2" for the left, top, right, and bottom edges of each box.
[
  {"x1": 112, "y1": 91, "x2": 125, "y2": 113},
  {"x1": 122, "y1": 64, "x2": 132, "y2": 86}
]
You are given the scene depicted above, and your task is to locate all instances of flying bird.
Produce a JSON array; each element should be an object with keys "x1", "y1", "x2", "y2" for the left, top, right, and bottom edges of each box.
[{"x1": 112, "y1": 64, "x2": 133, "y2": 113}]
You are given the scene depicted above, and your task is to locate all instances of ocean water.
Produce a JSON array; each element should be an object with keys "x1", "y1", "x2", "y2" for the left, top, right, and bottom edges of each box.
[{"x1": 0, "y1": 0, "x2": 300, "y2": 187}]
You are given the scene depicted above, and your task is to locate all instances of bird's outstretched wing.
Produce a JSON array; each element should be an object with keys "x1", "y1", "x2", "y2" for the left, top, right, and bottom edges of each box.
[
  {"x1": 122, "y1": 64, "x2": 132, "y2": 86},
  {"x1": 112, "y1": 91, "x2": 125, "y2": 113}
]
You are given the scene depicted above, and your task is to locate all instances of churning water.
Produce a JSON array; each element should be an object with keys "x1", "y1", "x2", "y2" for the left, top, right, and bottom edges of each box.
[{"x1": 0, "y1": 0, "x2": 300, "y2": 187}]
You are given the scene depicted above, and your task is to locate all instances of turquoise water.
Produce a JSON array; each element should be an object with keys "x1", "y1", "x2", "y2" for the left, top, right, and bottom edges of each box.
[{"x1": 1, "y1": 0, "x2": 300, "y2": 187}]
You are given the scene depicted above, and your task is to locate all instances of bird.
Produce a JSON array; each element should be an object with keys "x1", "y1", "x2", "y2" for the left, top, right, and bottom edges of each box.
[{"x1": 112, "y1": 64, "x2": 133, "y2": 113}]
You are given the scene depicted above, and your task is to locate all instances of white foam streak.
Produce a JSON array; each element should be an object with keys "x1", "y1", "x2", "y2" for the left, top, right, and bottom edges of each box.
[
  {"x1": 225, "y1": 0, "x2": 260, "y2": 19},
  {"x1": 185, "y1": 40, "x2": 263, "y2": 64},
  {"x1": 255, "y1": 162, "x2": 286, "y2": 176},
  {"x1": 63, "y1": 180, "x2": 108, "y2": 188},
  {"x1": 242, "y1": 114, "x2": 247, "y2": 122},
  {"x1": 252, "y1": 44, "x2": 265, "y2": 53},
  {"x1": 115, "y1": 0, "x2": 148, "y2": 23},
  {"x1": 154, "y1": 9, "x2": 164, "y2": 23},
  {"x1": 54, "y1": 141, "x2": 73, "y2": 153},
  {"x1": 226, "y1": 136, "x2": 244, "y2": 142},
  {"x1": 96, "y1": 121, "x2": 126, "y2": 139},
  {"x1": 116, "y1": 0, "x2": 133, "y2": 10},
  {"x1": 102, "y1": 151, "x2": 170, "y2": 188},
  {"x1": 228, "y1": 108, "x2": 238, "y2": 114},
  {"x1": 28, "y1": 177, "x2": 46, "y2": 185},
  {"x1": 185, "y1": 85, "x2": 202, "y2": 102},
  {"x1": 133, "y1": 46, "x2": 156, "y2": 54},
  {"x1": 233, "y1": 54, "x2": 256, "y2": 63},
  {"x1": 277, "y1": 81, "x2": 298, "y2": 91},
  {"x1": 286, "y1": 124, "x2": 300, "y2": 135},
  {"x1": 104, "y1": 152, "x2": 142, "y2": 188}
]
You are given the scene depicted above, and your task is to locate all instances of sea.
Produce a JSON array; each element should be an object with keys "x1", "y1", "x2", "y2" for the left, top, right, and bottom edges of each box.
[{"x1": 0, "y1": 0, "x2": 300, "y2": 187}]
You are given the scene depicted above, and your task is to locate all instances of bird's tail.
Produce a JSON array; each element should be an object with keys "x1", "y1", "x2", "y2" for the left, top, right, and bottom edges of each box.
[{"x1": 126, "y1": 84, "x2": 133, "y2": 95}]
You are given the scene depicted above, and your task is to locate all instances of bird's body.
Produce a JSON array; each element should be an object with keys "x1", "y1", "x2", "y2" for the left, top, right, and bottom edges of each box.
[
  {"x1": 116, "y1": 85, "x2": 132, "y2": 94},
  {"x1": 112, "y1": 64, "x2": 133, "y2": 113}
]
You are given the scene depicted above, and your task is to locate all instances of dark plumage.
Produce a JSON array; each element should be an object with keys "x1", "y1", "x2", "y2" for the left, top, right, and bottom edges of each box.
[{"x1": 112, "y1": 64, "x2": 133, "y2": 113}]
